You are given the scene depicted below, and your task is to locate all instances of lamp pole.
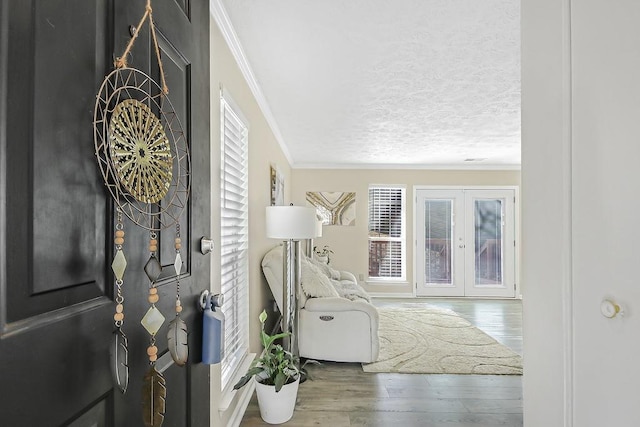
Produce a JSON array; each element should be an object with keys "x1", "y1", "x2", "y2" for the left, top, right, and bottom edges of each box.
[
  {"x1": 265, "y1": 205, "x2": 316, "y2": 355},
  {"x1": 282, "y1": 239, "x2": 301, "y2": 354}
]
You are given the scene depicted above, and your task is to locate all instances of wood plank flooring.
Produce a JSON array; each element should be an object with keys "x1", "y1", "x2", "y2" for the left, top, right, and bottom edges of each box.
[{"x1": 239, "y1": 298, "x2": 523, "y2": 427}]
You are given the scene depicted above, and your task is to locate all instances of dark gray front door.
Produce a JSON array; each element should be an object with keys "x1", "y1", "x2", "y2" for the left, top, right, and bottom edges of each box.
[{"x1": 0, "y1": 1, "x2": 211, "y2": 425}]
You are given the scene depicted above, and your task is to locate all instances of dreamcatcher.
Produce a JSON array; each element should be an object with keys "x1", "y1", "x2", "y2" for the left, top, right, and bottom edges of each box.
[{"x1": 93, "y1": 1, "x2": 189, "y2": 426}]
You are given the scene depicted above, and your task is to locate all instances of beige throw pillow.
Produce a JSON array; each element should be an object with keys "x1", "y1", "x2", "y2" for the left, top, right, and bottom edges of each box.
[
  {"x1": 300, "y1": 259, "x2": 340, "y2": 298},
  {"x1": 309, "y1": 257, "x2": 341, "y2": 280}
]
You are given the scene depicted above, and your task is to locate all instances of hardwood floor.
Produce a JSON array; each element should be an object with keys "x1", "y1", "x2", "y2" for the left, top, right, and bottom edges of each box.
[{"x1": 239, "y1": 298, "x2": 523, "y2": 427}]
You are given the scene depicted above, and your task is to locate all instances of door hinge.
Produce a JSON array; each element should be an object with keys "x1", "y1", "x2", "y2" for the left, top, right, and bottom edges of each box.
[{"x1": 514, "y1": 283, "x2": 517, "y2": 290}]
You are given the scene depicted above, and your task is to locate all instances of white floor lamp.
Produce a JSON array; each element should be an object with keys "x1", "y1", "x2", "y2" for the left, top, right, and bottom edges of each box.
[{"x1": 265, "y1": 205, "x2": 316, "y2": 354}]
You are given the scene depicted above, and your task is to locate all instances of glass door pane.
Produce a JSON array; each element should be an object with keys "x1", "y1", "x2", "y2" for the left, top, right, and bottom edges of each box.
[
  {"x1": 424, "y1": 199, "x2": 453, "y2": 284},
  {"x1": 474, "y1": 199, "x2": 503, "y2": 285},
  {"x1": 415, "y1": 190, "x2": 465, "y2": 297},
  {"x1": 464, "y1": 189, "x2": 515, "y2": 298}
]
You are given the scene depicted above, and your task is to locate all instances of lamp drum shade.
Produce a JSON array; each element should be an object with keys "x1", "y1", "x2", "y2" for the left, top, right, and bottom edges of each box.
[{"x1": 266, "y1": 206, "x2": 317, "y2": 240}]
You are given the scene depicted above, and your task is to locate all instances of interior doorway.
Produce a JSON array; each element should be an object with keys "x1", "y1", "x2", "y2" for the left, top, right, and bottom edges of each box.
[{"x1": 415, "y1": 187, "x2": 517, "y2": 298}]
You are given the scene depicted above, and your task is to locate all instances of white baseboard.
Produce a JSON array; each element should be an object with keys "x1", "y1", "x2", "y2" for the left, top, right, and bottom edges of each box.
[
  {"x1": 370, "y1": 293, "x2": 523, "y2": 300},
  {"x1": 369, "y1": 292, "x2": 415, "y2": 298}
]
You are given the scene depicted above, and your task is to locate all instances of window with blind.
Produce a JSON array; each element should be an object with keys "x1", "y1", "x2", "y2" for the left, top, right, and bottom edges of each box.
[
  {"x1": 368, "y1": 185, "x2": 406, "y2": 280},
  {"x1": 220, "y1": 93, "x2": 249, "y2": 390}
]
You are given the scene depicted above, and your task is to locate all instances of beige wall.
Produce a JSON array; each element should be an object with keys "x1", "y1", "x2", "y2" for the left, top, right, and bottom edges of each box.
[
  {"x1": 291, "y1": 168, "x2": 520, "y2": 295},
  {"x1": 209, "y1": 17, "x2": 291, "y2": 425}
]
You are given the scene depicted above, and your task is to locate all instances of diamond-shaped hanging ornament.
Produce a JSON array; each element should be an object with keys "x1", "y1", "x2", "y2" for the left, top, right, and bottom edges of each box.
[
  {"x1": 141, "y1": 306, "x2": 166, "y2": 335},
  {"x1": 173, "y1": 252, "x2": 183, "y2": 276},
  {"x1": 144, "y1": 255, "x2": 162, "y2": 282},
  {"x1": 111, "y1": 249, "x2": 127, "y2": 281}
]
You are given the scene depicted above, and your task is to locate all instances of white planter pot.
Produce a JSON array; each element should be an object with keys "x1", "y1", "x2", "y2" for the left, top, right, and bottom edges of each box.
[{"x1": 254, "y1": 377, "x2": 300, "y2": 424}]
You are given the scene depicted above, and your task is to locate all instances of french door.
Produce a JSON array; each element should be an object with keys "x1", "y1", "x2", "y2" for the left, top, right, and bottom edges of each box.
[{"x1": 415, "y1": 188, "x2": 516, "y2": 297}]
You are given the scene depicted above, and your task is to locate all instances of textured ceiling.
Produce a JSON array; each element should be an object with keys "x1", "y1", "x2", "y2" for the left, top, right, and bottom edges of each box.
[{"x1": 217, "y1": 0, "x2": 521, "y2": 168}]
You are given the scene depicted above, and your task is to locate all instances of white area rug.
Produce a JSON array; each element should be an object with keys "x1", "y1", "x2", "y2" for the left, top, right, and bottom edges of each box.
[{"x1": 362, "y1": 307, "x2": 523, "y2": 375}]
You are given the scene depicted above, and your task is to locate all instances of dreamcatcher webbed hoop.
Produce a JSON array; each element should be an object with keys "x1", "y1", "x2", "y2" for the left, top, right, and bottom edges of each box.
[{"x1": 94, "y1": 67, "x2": 190, "y2": 231}]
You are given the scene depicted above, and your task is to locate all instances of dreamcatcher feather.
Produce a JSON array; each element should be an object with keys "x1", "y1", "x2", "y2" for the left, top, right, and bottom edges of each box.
[
  {"x1": 110, "y1": 328, "x2": 129, "y2": 394},
  {"x1": 167, "y1": 316, "x2": 189, "y2": 366},
  {"x1": 143, "y1": 366, "x2": 167, "y2": 427}
]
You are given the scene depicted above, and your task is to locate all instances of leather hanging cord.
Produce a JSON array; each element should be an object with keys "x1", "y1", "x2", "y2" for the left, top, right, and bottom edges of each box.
[{"x1": 114, "y1": 0, "x2": 169, "y2": 95}]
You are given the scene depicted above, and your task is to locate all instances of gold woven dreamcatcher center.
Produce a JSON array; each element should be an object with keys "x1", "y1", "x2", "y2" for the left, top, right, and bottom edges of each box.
[{"x1": 108, "y1": 99, "x2": 172, "y2": 204}]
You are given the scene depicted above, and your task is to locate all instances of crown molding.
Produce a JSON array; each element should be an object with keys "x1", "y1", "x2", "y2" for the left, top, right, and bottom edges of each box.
[
  {"x1": 291, "y1": 162, "x2": 521, "y2": 171},
  {"x1": 209, "y1": 0, "x2": 293, "y2": 165}
]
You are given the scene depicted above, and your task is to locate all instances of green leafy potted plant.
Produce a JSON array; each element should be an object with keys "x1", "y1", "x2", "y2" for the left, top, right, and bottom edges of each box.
[{"x1": 234, "y1": 310, "x2": 315, "y2": 424}]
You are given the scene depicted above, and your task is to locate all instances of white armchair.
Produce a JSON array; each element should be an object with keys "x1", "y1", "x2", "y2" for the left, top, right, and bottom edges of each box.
[{"x1": 261, "y1": 245, "x2": 379, "y2": 363}]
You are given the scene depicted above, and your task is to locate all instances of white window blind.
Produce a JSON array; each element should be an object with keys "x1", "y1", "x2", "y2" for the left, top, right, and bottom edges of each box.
[
  {"x1": 220, "y1": 93, "x2": 249, "y2": 390},
  {"x1": 368, "y1": 186, "x2": 406, "y2": 280}
]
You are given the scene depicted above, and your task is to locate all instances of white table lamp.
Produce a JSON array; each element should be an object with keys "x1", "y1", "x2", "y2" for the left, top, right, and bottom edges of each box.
[{"x1": 266, "y1": 206, "x2": 317, "y2": 240}]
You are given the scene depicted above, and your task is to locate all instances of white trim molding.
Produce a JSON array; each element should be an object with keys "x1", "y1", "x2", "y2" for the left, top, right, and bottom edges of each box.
[
  {"x1": 521, "y1": 0, "x2": 574, "y2": 425},
  {"x1": 220, "y1": 353, "x2": 256, "y2": 427},
  {"x1": 561, "y1": 0, "x2": 574, "y2": 425},
  {"x1": 293, "y1": 162, "x2": 521, "y2": 171},
  {"x1": 209, "y1": 0, "x2": 293, "y2": 165}
]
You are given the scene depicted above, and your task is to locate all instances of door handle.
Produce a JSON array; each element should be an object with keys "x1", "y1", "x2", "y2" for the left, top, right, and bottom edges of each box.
[
  {"x1": 200, "y1": 237, "x2": 214, "y2": 255},
  {"x1": 199, "y1": 290, "x2": 224, "y2": 310}
]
